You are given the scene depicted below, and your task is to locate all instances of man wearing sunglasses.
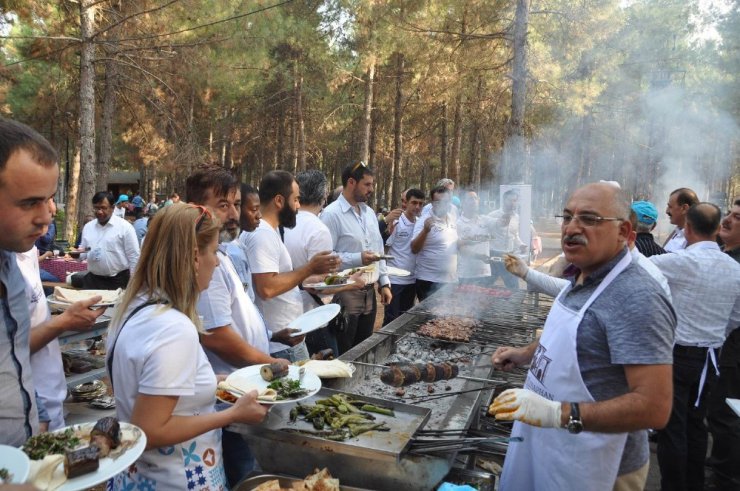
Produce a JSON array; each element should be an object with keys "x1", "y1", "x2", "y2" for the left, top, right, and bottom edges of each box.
[
  {"x1": 321, "y1": 162, "x2": 392, "y2": 354},
  {"x1": 186, "y1": 165, "x2": 287, "y2": 486},
  {"x1": 489, "y1": 182, "x2": 675, "y2": 491}
]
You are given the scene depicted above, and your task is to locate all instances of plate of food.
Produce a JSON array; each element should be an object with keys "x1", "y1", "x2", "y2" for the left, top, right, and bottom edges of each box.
[
  {"x1": 0, "y1": 445, "x2": 30, "y2": 483},
  {"x1": 288, "y1": 304, "x2": 341, "y2": 337},
  {"x1": 22, "y1": 417, "x2": 146, "y2": 491},
  {"x1": 47, "y1": 287, "x2": 123, "y2": 310},
  {"x1": 217, "y1": 364, "x2": 321, "y2": 405}
]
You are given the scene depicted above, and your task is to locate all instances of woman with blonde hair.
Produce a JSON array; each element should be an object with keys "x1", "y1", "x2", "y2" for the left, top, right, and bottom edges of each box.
[{"x1": 107, "y1": 203, "x2": 267, "y2": 490}]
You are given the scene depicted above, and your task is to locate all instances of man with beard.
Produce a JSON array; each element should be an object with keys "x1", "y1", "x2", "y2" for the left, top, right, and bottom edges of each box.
[
  {"x1": 663, "y1": 187, "x2": 699, "y2": 252},
  {"x1": 651, "y1": 203, "x2": 740, "y2": 491},
  {"x1": 78, "y1": 191, "x2": 140, "y2": 290},
  {"x1": 411, "y1": 186, "x2": 459, "y2": 300},
  {"x1": 187, "y1": 165, "x2": 287, "y2": 486},
  {"x1": 489, "y1": 182, "x2": 675, "y2": 491},
  {"x1": 321, "y1": 162, "x2": 392, "y2": 354},
  {"x1": 707, "y1": 197, "x2": 740, "y2": 490},
  {"x1": 244, "y1": 170, "x2": 336, "y2": 362}
]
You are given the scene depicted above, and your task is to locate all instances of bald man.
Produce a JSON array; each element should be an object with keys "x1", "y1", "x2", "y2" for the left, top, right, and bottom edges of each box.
[{"x1": 489, "y1": 182, "x2": 675, "y2": 491}]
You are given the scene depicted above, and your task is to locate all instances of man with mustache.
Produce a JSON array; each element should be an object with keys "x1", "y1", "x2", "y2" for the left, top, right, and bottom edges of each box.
[
  {"x1": 489, "y1": 182, "x2": 675, "y2": 491},
  {"x1": 244, "y1": 170, "x2": 337, "y2": 362},
  {"x1": 650, "y1": 202, "x2": 740, "y2": 491},
  {"x1": 187, "y1": 165, "x2": 287, "y2": 486},
  {"x1": 707, "y1": 197, "x2": 740, "y2": 490},
  {"x1": 663, "y1": 188, "x2": 699, "y2": 252},
  {"x1": 321, "y1": 162, "x2": 392, "y2": 354}
]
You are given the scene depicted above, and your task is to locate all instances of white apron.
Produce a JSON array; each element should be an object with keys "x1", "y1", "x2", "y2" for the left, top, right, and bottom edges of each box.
[{"x1": 499, "y1": 252, "x2": 633, "y2": 491}]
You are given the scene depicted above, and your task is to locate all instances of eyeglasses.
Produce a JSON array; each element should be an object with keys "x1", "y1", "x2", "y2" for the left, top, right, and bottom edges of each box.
[
  {"x1": 555, "y1": 213, "x2": 624, "y2": 227},
  {"x1": 190, "y1": 205, "x2": 212, "y2": 231},
  {"x1": 351, "y1": 161, "x2": 367, "y2": 173}
]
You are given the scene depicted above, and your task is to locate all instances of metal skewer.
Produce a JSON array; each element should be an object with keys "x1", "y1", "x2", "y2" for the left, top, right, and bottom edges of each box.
[{"x1": 350, "y1": 360, "x2": 501, "y2": 385}]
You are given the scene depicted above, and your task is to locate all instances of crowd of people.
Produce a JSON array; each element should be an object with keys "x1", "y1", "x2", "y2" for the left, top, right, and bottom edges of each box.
[{"x1": 0, "y1": 116, "x2": 739, "y2": 491}]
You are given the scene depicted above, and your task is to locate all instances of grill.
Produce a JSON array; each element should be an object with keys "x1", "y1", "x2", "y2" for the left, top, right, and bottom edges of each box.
[{"x1": 233, "y1": 284, "x2": 553, "y2": 490}]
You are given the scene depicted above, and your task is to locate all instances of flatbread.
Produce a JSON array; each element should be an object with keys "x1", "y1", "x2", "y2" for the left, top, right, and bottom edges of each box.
[
  {"x1": 28, "y1": 454, "x2": 66, "y2": 491},
  {"x1": 302, "y1": 360, "x2": 355, "y2": 379},
  {"x1": 217, "y1": 381, "x2": 278, "y2": 402},
  {"x1": 53, "y1": 287, "x2": 122, "y2": 304}
]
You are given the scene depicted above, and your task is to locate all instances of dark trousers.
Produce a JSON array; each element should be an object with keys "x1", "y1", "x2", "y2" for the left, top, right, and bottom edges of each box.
[
  {"x1": 305, "y1": 327, "x2": 339, "y2": 359},
  {"x1": 657, "y1": 345, "x2": 719, "y2": 491},
  {"x1": 334, "y1": 287, "x2": 377, "y2": 355},
  {"x1": 222, "y1": 426, "x2": 256, "y2": 487},
  {"x1": 82, "y1": 269, "x2": 130, "y2": 290},
  {"x1": 383, "y1": 283, "x2": 417, "y2": 326},
  {"x1": 415, "y1": 279, "x2": 448, "y2": 302},
  {"x1": 707, "y1": 329, "x2": 740, "y2": 490}
]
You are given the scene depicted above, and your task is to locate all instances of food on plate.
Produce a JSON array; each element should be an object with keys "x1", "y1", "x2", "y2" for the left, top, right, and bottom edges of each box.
[
  {"x1": 253, "y1": 467, "x2": 340, "y2": 491},
  {"x1": 217, "y1": 381, "x2": 278, "y2": 402},
  {"x1": 380, "y1": 362, "x2": 460, "y2": 387},
  {"x1": 23, "y1": 428, "x2": 81, "y2": 460},
  {"x1": 90, "y1": 417, "x2": 121, "y2": 457},
  {"x1": 0, "y1": 468, "x2": 12, "y2": 483},
  {"x1": 260, "y1": 362, "x2": 289, "y2": 382},
  {"x1": 416, "y1": 316, "x2": 477, "y2": 342},
  {"x1": 64, "y1": 446, "x2": 100, "y2": 478},
  {"x1": 285, "y1": 393, "x2": 393, "y2": 441},
  {"x1": 52, "y1": 286, "x2": 122, "y2": 304},
  {"x1": 323, "y1": 274, "x2": 349, "y2": 286},
  {"x1": 268, "y1": 378, "x2": 310, "y2": 400}
]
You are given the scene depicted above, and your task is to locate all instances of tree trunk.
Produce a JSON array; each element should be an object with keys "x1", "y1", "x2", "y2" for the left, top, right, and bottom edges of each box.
[
  {"x1": 78, "y1": 0, "x2": 97, "y2": 224},
  {"x1": 63, "y1": 147, "x2": 82, "y2": 244},
  {"x1": 276, "y1": 106, "x2": 285, "y2": 169},
  {"x1": 451, "y1": 94, "x2": 463, "y2": 185},
  {"x1": 391, "y1": 53, "x2": 404, "y2": 209},
  {"x1": 295, "y1": 64, "x2": 306, "y2": 172},
  {"x1": 360, "y1": 59, "x2": 375, "y2": 164},
  {"x1": 501, "y1": 0, "x2": 531, "y2": 184},
  {"x1": 97, "y1": 55, "x2": 117, "y2": 192},
  {"x1": 440, "y1": 102, "x2": 448, "y2": 179},
  {"x1": 369, "y1": 70, "x2": 380, "y2": 169}
]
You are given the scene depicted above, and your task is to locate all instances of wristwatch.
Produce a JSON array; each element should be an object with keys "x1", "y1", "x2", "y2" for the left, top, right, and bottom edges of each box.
[
  {"x1": 566, "y1": 402, "x2": 584, "y2": 434},
  {"x1": 379, "y1": 284, "x2": 391, "y2": 292}
]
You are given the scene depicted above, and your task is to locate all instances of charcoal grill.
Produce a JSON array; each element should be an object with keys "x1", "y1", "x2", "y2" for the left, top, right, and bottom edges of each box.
[{"x1": 232, "y1": 284, "x2": 553, "y2": 490}]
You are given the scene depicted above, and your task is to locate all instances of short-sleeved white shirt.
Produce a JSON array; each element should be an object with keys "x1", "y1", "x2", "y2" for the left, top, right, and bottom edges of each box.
[
  {"x1": 16, "y1": 248, "x2": 66, "y2": 430},
  {"x1": 244, "y1": 221, "x2": 304, "y2": 353},
  {"x1": 197, "y1": 250, "x2": 271, "y2": 374},
  {"x1": 457, "y1": 215, "x2": 492, "y2": 279},
  {"x1": 283, "y1": 211, "x2": 333, "y2": 312},
  {"x1": 80, "y1": 215, "x2": 140, "y2": 276},
  {"x1": 108, "y1": 299, "x2": 225, "y2": 489},
  {"x1": 412, "y1": 213, "x2": 458, "y2": 283},
  {"x1": 385, "y1": 213, "x2": 417, "y2": 285}
]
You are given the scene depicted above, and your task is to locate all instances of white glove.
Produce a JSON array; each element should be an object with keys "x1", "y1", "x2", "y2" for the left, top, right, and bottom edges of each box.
[
  {"x1": 503, "y1": 254, "x2": 528, "y2": 279},
  {"x1": 488, "y1": 388, "x2": 562, "y2": 428}
]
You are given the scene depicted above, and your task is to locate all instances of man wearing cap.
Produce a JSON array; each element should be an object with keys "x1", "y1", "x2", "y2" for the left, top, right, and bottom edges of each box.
[
  {"x1": 113, "y1": 194, "x2": 128, "y2": 218},
  {"x1": 631, "y1": 201, "x2": 666, "y2": 257},
  {"x1": 663, "y1": 188, "x2": 700, "y2": 252},
  {"x1": 79, "y1": 191, "x2": 140, "y2": 290}
]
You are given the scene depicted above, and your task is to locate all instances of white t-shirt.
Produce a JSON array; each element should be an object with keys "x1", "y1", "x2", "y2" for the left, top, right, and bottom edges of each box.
[
  {"x1": 664, "y1": 228, "x2": 687, "y2": 253},
  {"x1": 412, "y1": 213, "x2": 458, "y2": 283},
  {"x1": 283, "y1": 211, "x2": 333, "y2": 312},
  {"x1": 197, "y1": 250, "x2": 271, "y2": 374},
  {"x1": 385, "y1": 213, "x2": 417, "y2": 285},
  {"x1": 488, "y1": 208, "x2": 524, "y2": 252},
  {"x1": 16, "y1": 248, "x2": 66, "y2": 430},
  {"x1": 113, "y1": 206, "x2": 126, "y2": 219},
  {"x1": 108, "y1": 299, "x2": 226, "y2": 490},
  {"x1": 457, "y1": 215, "x2": 493, "y2": 279},
  {"x1": 80, "y1": 215, "x2": 140, "y2": 276},
  {"x1": 243, "y1": 221, "x2": 304, "y2": 353}
]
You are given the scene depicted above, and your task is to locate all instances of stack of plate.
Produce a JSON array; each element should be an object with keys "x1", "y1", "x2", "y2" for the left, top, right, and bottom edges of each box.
[
  {"x1": 89, "y1": 395, "x2": 116, "y2": 409},
  {"x1": 71, "y1": 380, "x2": 107, "y2": 402}
]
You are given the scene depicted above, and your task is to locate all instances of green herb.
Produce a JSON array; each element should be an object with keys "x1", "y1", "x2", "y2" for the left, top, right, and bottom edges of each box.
[
  {"x1": 22, "y1": 428, "x2": 81, "y2": 460},
  {"x1": 267, "y1": 378, "x2": 309, "y2": 400},
  {"x1": 0, "y1": 468, "x2": 10, "y2": 481}
]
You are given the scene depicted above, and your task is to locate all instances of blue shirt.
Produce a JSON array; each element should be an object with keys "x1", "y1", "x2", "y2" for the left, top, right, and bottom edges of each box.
[{"x1": 0, "y1": 249, "x2": 39, "y2": 445}]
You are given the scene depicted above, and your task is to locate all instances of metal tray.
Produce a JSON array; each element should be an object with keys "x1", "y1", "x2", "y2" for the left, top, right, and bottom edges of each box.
[
  {"x1": 240, "y1": 387, "x2": 430, "y2": 460},
  {"x1": 234, "y1": 473, "x2": 371, "y2": 491}
]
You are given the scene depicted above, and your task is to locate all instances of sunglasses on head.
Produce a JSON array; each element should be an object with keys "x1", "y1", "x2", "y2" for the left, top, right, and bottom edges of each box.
[
  {"x1": 189, "y1": 205, "x2": 212, "y2": 231},
  {"x1": 351, "y1": 161, "x2": 367, "y2": 174}
]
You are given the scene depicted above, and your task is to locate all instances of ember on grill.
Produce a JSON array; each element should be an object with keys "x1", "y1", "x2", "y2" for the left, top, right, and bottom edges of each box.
[
  {"x1": 380, "y1": 362, "x2": 460, "y2": 387},
  {"x1": 416, "y1": 317, "x2": 477, "y2": 342}
]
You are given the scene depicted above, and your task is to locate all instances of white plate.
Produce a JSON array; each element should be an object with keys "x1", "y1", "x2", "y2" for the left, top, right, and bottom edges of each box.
[
  {"x1": 0, "y1": 444, "x2": 30, "y2": 483},
  {"x1": 29, "y1": 422, "x2": 146, "y2": 491},
  {"x1": 223, "y1": 365, "x2": 321, "y2": 405},
  {"x1": 288, "y1": 304, "x2": 340, "y2": 337},
  {"x1": 304, "y1": 279, "x2": 356, "y2": 291},
  {"x1": 47, "y1": 295, "x2": 118, "y2": 310},
  {"x1": 386, "y1": 266, "x2": 411, "y2": 277}
]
